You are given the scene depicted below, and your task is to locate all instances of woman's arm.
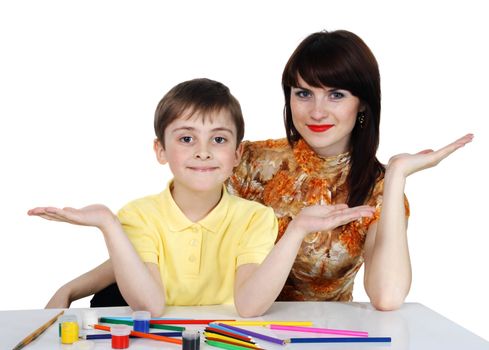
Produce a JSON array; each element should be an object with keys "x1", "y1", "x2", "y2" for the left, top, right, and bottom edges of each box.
[
  {"x1": 46, "y1": 259, "x2": 115, "y2": 308},
  {"x1": 29, "y1": 205, "x2": 166, "y2": 316},
  {"x1": 234, "y1": 204, "x2": 376, "y2": 317},
  {"x1": 363, "y1": 133, "x2": 473, "y2": 311}
]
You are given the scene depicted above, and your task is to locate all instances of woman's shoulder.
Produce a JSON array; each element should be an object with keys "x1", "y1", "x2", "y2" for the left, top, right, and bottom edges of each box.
[{"x1": 241, "y1": 138, "x2": 292, "y2": 161}]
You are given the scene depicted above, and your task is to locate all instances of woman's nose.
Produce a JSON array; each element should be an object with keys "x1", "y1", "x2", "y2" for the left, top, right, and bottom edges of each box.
[{"x1": 310, "y1": 98, "x2": 329, "y2": 121}]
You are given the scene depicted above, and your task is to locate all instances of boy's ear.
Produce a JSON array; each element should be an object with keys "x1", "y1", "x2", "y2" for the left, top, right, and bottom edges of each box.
[
  {"x1": 153, "y1": 139, "x2": 168, "y2": 165},
  {"x1": 234, "y1": 142, "x2": 244, "y2": 167}
]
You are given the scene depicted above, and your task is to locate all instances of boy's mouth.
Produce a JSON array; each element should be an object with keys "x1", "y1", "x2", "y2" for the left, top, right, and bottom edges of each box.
[{"x1": 188, "y1": 166, "x2": 219, "y2": 172}]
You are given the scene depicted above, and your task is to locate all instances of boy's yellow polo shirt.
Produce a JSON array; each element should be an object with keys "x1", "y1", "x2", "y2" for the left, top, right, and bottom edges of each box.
[{"x1": 117, "y1": 182, "x2": 278, "y2": 306}]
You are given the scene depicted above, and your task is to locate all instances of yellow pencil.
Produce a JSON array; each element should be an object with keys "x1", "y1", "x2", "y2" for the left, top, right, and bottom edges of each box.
[
  {"x1": 219, "y1": 321, "x2": 313, "y2": 326},
  {"x1": 12, "y1": 310, "x2": 65, "y2": 350}
]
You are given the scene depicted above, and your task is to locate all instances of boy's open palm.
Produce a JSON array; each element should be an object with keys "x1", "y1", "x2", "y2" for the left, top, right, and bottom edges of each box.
[{"x1": 27, "y1": 204, "x2": 117, "y2": 231}]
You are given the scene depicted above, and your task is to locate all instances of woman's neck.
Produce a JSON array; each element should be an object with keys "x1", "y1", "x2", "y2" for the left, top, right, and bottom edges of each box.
[{"x1": 170, "y1": 182, "x2": 223, "y2": 222}]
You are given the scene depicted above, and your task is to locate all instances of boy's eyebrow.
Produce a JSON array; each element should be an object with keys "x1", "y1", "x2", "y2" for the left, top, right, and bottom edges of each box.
[{"x1": 171, "y1": 126, "x2": 235, "y2": 134}]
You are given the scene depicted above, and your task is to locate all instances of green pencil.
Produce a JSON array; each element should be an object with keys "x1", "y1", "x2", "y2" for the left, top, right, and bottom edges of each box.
[
  {"x1": 206, "y1": 339, "x2": 256, "y2": 350},
  {"x1": 99, "y1": 317, "x2": 185, "y2": 331}
]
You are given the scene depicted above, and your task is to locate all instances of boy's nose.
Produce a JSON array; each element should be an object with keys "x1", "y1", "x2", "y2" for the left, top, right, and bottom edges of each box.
[{"x1": 194, "y1": 148, "x2": 212, "y2": 160}]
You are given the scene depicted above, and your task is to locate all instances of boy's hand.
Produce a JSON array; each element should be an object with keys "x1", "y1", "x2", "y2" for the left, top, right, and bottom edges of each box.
[
  {"x1": 288, "y1": 204, "x2": 375, "y2": 237},
  {"x1": 27, "y1": 204, "x2": 118, "y2": 232}
]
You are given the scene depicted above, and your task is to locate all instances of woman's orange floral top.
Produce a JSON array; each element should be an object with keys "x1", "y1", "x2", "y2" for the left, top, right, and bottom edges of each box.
[{"x1": 228, "y1": 138, "x2": 406, "y2": 301}]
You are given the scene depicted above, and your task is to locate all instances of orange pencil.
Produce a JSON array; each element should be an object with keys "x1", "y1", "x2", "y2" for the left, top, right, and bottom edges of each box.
[{"x1": 93, "y1": 324, "x2": 182, "y2": 345}]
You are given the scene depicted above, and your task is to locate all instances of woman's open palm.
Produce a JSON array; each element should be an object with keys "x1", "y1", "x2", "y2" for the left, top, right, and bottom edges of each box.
[{"x1": 387, "y1": 133, "x2": 473, "y2": 177}]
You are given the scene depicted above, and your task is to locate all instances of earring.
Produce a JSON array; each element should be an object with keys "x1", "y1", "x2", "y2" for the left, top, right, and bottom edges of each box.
[{"x1": 358, "y1": 112, "x2": 366, "y2": 129}]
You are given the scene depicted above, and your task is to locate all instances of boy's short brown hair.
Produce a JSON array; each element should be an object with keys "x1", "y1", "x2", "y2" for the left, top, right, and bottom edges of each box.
[{"x1": 154, "y1": 78, "x2": 245, "y2": 148}]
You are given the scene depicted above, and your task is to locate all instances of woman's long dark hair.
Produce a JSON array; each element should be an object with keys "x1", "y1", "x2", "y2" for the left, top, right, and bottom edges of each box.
[{"x1": 282, "y1": 30, "x2": 384, "y2": 207}]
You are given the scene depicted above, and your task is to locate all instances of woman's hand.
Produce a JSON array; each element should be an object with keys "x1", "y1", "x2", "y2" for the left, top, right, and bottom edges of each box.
[
  {"x1": 288, "y1": 204, "x2": 376, "y2": 237},
  {"x1": 27, "y1": 204, "x2": 118, "y2": 232},
  {"x1": 387, "y1": 133, "x2": 473, "y2": 177}
]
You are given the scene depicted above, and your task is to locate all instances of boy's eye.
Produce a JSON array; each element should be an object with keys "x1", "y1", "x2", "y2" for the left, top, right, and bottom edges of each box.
[
  {"x1": 214, "y1": 136, "x2": 226, "y2": 144},
  {"x1": 179, "y1": 136, "x2": 193, "y2": 143}
]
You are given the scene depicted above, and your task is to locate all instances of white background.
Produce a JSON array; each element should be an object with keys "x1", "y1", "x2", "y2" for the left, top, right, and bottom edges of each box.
[{"x1": 1, "y1": 0, "x2": 488, "y2": 341}]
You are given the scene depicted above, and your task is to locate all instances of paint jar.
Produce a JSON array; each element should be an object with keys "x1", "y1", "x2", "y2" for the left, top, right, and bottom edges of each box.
[
  {"x1": 132, "y1": 310, "x2": 151, "y2": 333},
  {"x1": 111, "y1": 324, "x2": 131, "y2": 349},
  {"x1": 58, "y1": 315, "x2": 76, "y2": 337},
  {"x1": 61, "y1": 315, "x2": 80, "y2": 344},
  {"x1": 81, "y1": 310, "x2": 98, "y2": 330},
  {"x1": 182, "y1": 329, "x2": 200, "y2": 350}
]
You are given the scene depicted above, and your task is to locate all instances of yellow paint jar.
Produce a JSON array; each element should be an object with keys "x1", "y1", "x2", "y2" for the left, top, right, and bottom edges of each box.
[{"x1": 61, "y1": 316, "x2": 79, "y2": 344}]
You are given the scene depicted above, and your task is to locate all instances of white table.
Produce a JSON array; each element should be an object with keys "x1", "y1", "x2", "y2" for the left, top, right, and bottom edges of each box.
[{"x1": 1, "y1": 302, "x2": 487, "y2": 349}]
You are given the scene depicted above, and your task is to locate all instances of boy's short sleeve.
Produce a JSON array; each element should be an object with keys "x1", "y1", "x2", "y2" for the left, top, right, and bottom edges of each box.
[
  {"x1": 235, "y1": 206, "x2": 278, "y2": 267},
  {"x1": 118, "y1": 203, "x2": 160, "y2": 265}
]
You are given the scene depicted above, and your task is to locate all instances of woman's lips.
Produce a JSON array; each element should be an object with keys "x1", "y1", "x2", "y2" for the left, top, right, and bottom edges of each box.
[{"x1": 307, "y1": 124, "x2": 334, "y2": 132}]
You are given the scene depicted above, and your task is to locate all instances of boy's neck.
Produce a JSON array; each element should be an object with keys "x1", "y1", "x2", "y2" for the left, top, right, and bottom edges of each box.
[{"x1": 170, "y1": 182, "x2": 223, "y2": 222}]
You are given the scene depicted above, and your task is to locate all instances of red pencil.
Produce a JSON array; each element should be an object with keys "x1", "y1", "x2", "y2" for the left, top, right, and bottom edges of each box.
[{"x1": 93, "y1": 324, "x2": 182, "y2": 345}]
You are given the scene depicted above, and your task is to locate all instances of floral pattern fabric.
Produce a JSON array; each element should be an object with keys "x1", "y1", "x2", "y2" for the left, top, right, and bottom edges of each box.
[{"x1": 227, "y1": 138, "x2": 404, "y2": 301}]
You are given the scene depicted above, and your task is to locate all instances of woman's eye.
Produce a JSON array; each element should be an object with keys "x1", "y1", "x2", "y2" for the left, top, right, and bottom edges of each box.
[
  {"x1": 294, "y1": 90, "x2": 311, "y2": 98},
  {"x1": 179, "y1": 136, "x2": 193, "y2": 143},
  {"x1": 330, "y1": 91, "x2": 345, "y2": 99},
  {"x1": 214, "y1": 136, "x2": 226, "y2": 144}
]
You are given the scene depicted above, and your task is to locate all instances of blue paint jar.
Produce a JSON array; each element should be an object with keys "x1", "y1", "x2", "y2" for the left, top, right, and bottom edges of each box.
[{"x1": 132, "y1": 311, "x2": 151, "y2": 333}]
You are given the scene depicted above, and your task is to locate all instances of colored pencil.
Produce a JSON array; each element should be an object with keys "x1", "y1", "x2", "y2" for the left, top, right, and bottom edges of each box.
[
  {"x1": 103, "y1": 316, "x2": 189, "y2": 320},
  {"x1": 93, "y1": 324, "x2": 182, "y2": 345},
  {"x1": 220, "y1": 320, "x2": 312, "y2": 326},
  {"x1": 99, "y1": 317, "x2": 185, "y2": 331},
  {"x1": 269, "y1": 324, "x2": 368, "y2": 337},
  {"x1": 204, "y1": 332, "x2": 259, "y2": 348},
  {"x1": 206, "y1": 339, "x2": 257, "y2": 350},
  {"x1": 12, "y1": 310, "x2": 64, "y2": 350},
  {"x1": 217, "y1": 323, "x2": 285, "y2": 345},
  {"x1": 206, "y1": 326, "x2": 254, "y2": 342},
  {"x1": 205, "y1": 336, "x2": 265, "y2": 350},
  {"x1": 287, "y1": 336, "x2": 392, "y2": 343},
  {"x1": 151, "y1": 319, "x2": 234, "y2": 324},
  {"x1": 83, "y1": 331, "x2": 182, "y2": 340}
]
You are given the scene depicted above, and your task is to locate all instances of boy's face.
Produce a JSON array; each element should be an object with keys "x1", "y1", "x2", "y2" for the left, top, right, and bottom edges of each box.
[{"x1": 154, "y1": 109, "x2": 243, "y2": 194}]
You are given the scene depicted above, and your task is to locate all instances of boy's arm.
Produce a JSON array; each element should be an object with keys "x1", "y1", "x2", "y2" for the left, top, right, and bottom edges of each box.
[
  {"x1": 29, "y1": 204, "x2": 166, "y2": 316},
  {"x1": 233, "y1": 204, "x2": 375, "y2": 318},
  {"x1": 46, "y1": 259, "x2": 115, "y2": 308}
]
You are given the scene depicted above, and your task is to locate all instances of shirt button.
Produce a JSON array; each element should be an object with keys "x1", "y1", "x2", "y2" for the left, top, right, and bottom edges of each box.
[
  {"x1": 189, "y1": 239, "x2": 199, "y2": 247},
  {"x1": 191, "y1": 227, "x2": 199, "y2": 233},
  {"x1": 188, "y1": 255, "x2": 196, "y2": 263}
]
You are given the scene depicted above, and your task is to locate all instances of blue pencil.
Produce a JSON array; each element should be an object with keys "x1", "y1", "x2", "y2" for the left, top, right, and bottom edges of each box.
[
  {"x1": 208, "y1": 323, "x2": 252, "y2": 338},
  {"x1": 83, "y1": 331, "x2": 182, "y2": 340},
  {"x1": 288, "y1": 336, "x2": 392, "y2": 343}
]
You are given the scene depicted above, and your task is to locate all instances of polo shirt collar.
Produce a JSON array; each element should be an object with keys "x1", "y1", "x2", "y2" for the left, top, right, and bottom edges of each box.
[{"x1": 162, "y1": 180, "x2": 230, "y2": 234}]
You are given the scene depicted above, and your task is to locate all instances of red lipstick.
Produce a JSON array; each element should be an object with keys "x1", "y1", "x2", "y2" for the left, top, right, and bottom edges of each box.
[{"x1": 307, "y1": 124, "x2": 333, "y2": 132}]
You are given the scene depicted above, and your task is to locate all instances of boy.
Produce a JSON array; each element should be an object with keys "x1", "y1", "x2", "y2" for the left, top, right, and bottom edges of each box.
[{"x1": 29, "y1": 78, "x2": 374, "y2": 316}]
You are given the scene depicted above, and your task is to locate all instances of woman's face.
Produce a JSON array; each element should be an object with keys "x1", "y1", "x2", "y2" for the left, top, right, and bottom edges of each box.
[{"x1": 290, "y1": 76, "x2": 362, "y2": 157}]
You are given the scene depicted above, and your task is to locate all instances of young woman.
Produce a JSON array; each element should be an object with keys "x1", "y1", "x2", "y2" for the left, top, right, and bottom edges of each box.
[{"x1": 43, "y1": 30, "x2": 472, "y2": 311}]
